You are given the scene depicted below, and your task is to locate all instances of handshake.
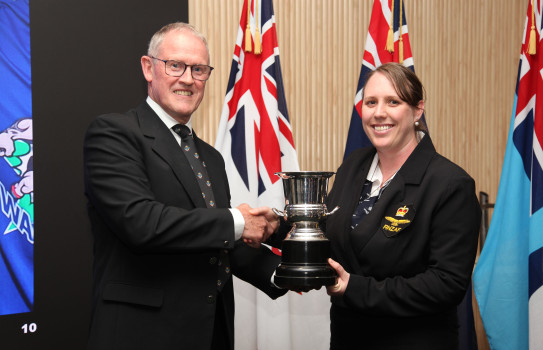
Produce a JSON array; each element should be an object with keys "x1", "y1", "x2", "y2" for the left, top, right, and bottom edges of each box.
[{"x1": 236, "y1": 203, "x2": 281, "y2": 248}]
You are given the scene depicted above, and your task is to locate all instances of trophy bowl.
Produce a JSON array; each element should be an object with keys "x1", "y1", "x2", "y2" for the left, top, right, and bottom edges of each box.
[{"x1": 273, "y1": 171, "x2": 338, "y2": 289}]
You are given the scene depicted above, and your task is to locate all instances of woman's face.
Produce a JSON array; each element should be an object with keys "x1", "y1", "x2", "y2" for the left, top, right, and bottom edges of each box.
[{"x1": 361, "y1": 72, "x2": 424, "y2": 157}]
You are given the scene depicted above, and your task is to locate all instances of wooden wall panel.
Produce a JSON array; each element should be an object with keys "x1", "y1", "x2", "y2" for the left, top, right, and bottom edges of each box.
[{"x1": 189, "y1": 0, "x2": 525, "y2": 206}]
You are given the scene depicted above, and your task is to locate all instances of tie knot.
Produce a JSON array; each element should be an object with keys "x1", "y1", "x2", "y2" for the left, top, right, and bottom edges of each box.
[{"x1": 172, "y1": 124, "x2": 191, "y2": 140}]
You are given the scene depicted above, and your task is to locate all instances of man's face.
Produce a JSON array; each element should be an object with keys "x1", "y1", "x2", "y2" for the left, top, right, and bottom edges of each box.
[{"x1": 141, "y1": 30, "x2": 209, "y2": 124}]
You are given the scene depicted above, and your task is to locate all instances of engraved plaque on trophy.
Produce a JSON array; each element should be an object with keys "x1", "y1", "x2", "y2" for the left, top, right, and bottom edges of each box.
[{"x1": 272, "y1": 171, "x2": 338, "y2": 289}]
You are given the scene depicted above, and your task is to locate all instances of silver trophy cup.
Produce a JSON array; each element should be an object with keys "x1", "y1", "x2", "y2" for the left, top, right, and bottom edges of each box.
[{"x1": 273, "y1": 171, "x2": 338, "y2": 289}]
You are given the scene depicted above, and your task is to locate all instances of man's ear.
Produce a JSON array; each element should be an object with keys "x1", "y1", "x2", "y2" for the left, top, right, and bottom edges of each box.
[{"x1": 141, "y1": 56, "x2": 153, "y2": 83}]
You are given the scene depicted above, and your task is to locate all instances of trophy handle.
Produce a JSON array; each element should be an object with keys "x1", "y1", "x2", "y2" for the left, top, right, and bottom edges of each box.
[
  {"x1": 272, "y1": 208, "x2": 286, "y2": 217},
  {"x1": 274, "y1": 172, "x2": 292, "y2": 179},
  {"x1": 325, "y1": 206, "x2": 340, "y2": 216}
]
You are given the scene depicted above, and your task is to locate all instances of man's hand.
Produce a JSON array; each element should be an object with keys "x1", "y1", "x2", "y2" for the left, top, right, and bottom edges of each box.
[
  {"x1": 326, "y1": 258, "x2": 350, "y2": 296},
  {"x1": 237, "y1": 203, "x2": 274, "y2": 248},
  {"x1": 249, "y1": 206, "x2": 279, "y2": 238}
]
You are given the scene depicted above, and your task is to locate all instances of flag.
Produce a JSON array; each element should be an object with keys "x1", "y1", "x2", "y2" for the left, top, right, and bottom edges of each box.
[
  {"x1": 0, "y1": 0, "x2": 34, "y2": 316},
  {"x1": 473, "y1": 0, "x2": 543, "y2": 349},
  {"x1": 344, "y1": 0, "x2": 425, "y2": 159},
  {"x1": 215, "y1": 0, "x2": 330, "y2": 349}
]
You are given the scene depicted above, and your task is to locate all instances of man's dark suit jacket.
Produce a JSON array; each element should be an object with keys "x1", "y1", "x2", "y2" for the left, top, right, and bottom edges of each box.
[
  {"x1": 325, "y1": 135, "x2": 481, "y2": 349},
  {"x1": 83, "y1": 102, "x2": 284, "y2": 350}
]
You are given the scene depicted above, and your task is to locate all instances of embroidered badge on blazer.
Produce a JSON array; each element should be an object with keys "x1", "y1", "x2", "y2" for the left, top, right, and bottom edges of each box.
[{"x1": 380, "y1": 204, "x2": 416, "y2": 237}]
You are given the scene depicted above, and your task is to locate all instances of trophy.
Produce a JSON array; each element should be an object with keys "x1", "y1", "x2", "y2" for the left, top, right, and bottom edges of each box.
[{"x1": 272, "y1": 171, "x2": 338, "y2": 289}]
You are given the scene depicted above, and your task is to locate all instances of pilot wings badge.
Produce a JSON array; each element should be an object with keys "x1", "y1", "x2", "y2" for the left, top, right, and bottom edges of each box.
[
  {"x1": 385, "y1": 216, "x2": 410, "y2": 226},
  {"x1": 380, "y1": 204, "x2": 415, "y2": 237}
]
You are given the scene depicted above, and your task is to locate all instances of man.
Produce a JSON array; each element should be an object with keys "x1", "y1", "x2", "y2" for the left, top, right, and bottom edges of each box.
[{"x1": 84, "y1": 22, "x2": 284, "y2": 350}]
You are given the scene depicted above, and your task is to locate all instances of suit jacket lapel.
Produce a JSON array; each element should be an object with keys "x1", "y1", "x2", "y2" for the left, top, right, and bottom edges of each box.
[
  {"x1": 137, "y1": 103, "x2": 206, "y2": 208},
  {"x1": 326, "y1": 149, "x2": 373, "y2": 271},
  {"x1": 193, "y1": 132, "x2": 230, "y2": 209},
  {"x1": 349, "y1": 135, "x2": 436, "y2": 256},
  {"x1": 350, "y1": 175, "x2": 405, "y2": 256},
  {"x1": 338, "y1": 163, "x2": 369, "y2": 254}
]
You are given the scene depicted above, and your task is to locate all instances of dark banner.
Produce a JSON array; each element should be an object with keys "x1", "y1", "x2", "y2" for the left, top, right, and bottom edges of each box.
[{"x1": 0, "y1": 0, "x2": 188, "y2": 348}]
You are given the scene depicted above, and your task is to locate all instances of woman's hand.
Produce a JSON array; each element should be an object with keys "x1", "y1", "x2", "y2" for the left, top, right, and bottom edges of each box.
[{"x1": 326, "y1": 258, "x2": 350, "y2": 296}]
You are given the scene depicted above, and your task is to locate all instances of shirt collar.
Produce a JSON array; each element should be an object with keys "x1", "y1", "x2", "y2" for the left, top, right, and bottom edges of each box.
[
  {"x1": 367, "y1": 153, "x2": 381, "y2": 182},
  {"x1": 366, "y1": 153, "x2": 383, "y2": 196},
  {"x1": 367, "y1": 131, "x2": 426, "y2": 183},
  {"x1": 146, "y1": 96, "x2": 193, "y2": 132}
]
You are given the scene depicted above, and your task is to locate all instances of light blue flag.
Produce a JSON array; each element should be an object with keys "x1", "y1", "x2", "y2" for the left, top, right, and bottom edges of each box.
[{"x1": 473, "y1": 1, "x2": 543, "y2": 349}]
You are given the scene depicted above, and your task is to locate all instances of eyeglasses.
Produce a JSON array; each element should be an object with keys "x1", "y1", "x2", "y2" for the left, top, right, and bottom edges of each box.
[{"x1": 149, "y1": 56, "x2": 214, "y2": 81}]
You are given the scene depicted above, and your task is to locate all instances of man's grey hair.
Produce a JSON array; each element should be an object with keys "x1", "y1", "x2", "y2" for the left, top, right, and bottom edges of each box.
[{"x1": 147, "y1": 22, "x2": 209, "y2": 60}]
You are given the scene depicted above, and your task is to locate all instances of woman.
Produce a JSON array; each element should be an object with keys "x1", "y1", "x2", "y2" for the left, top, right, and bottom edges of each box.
[{"x1": 324, "y1": 63, "x2": 480, "y2": 349}]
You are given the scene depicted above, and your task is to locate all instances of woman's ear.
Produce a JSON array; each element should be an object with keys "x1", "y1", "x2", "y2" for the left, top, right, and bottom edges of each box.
[{"x1": 415, "y1": 100, "x2": 425, "y2": 118}]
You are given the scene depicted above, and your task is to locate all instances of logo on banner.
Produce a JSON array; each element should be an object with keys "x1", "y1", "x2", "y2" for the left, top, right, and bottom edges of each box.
[{"x1": 0, "y1": 119, "x2": 34, "y2": 244}]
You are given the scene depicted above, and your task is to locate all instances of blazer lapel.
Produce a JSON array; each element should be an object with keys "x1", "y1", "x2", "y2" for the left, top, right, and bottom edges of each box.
[
  {"x1": 193, "y1": 132, "x2": 230, "y2": 208},
  {"x1": 338, "y1": 167, "x2": 368, "y2": 254},
  {"x1": 137, "y1": 103, "x2": 206, "y2": 208},
  {"x1": 326, "y1": 150, "x2": 373, "y2": 271},
  {"x1": 349, "y1": 134, "x2": 437, "y2": 256},
  {"x1": 350, "y1": 176, "x2": 406, "y2": 256}
]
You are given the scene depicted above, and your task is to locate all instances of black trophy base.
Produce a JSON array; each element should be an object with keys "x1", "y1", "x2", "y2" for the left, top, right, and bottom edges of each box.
[{"x1": 274, "y1": 239, "x2": 337, "y2": 289}]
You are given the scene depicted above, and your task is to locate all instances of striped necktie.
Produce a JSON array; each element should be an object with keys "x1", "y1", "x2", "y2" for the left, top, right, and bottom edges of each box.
[
  {"x1": 172, "y1": 124, "x2": 230, "y2": 291},
  {"x1": 172, "y1": 124, "x2": 216, "y2": 208}
]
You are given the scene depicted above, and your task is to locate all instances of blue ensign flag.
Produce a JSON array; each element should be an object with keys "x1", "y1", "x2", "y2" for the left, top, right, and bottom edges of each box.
[
  {"x1": 473, "y1": 0, "x2": 543, "y2": 349},
  {"x1": 0, "y1": 0, "x2": 34, "y2": 316}
]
